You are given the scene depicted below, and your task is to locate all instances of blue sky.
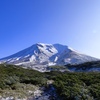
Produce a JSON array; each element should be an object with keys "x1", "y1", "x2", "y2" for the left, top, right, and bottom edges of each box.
[{"x1": 0, "y1": 0, "x2": 100, "y2": 58}]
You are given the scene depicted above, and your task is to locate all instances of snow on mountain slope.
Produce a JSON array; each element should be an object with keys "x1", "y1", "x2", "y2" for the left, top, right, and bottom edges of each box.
[{"x1": 0, "y1": 43, "x2": 99, "y2": 72}]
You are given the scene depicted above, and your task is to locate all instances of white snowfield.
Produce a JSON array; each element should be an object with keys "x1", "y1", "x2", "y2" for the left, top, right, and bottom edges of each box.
[{"x1": 0, "y1": 43, "x2": 99, "y2": 72}]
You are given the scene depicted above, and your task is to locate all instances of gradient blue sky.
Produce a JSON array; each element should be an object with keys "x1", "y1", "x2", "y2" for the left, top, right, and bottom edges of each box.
[{"x1": 0, "y1": 0, "x2": 100, "y2": 58}]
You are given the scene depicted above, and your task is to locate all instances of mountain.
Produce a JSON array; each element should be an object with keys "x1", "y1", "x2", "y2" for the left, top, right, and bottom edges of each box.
[{"x1": 0, "y1": 43, "x2": 99, "y2": 72}]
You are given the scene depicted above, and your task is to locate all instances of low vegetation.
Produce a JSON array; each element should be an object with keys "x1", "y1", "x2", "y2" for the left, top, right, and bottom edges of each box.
[
  {"x1": 0, "y1": 62, "x2": 100, "y2": 99},
  {"x1": 51, "y1": 72, "x2": 100, "y2": 100},
  {"x1": 0, "y1": 64, "x2": 47, "y2": 99},
  {"x1": 66, "y1": 61, "x2": 100, "y2": 71}
]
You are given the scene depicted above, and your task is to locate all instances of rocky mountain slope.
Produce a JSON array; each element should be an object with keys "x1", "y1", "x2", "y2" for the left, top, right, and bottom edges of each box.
[{"x1": 0, "y1": 43, "x2": 98, "y2": 72}]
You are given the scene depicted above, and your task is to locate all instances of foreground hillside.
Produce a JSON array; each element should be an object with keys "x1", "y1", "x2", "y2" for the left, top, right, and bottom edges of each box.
[
  {"x1": 0, "y1": 64, "x2": 49, "y2": 100},
  {"x1": 0, "y1": 64, "x2": 100, "y2": 100}
]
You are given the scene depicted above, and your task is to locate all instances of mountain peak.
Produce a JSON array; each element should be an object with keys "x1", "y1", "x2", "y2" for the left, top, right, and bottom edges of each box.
[
  {"x1": 0, "y1": 43, "x2": 99, "y2": 72},
  {"x1": 36, "y1": 43, "x2": 52, "y2": 46}
]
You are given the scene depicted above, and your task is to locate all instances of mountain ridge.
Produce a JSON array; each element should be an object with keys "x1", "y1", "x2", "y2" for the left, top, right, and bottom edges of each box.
[{"x1": 0, "y1": 43, "x2": 99, "y2": 72}]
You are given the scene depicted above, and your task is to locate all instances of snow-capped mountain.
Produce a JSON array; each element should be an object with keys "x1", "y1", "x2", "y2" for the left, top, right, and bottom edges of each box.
[{"x1": 0, "y1": 43, "x2": 99, "y2": 72}]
